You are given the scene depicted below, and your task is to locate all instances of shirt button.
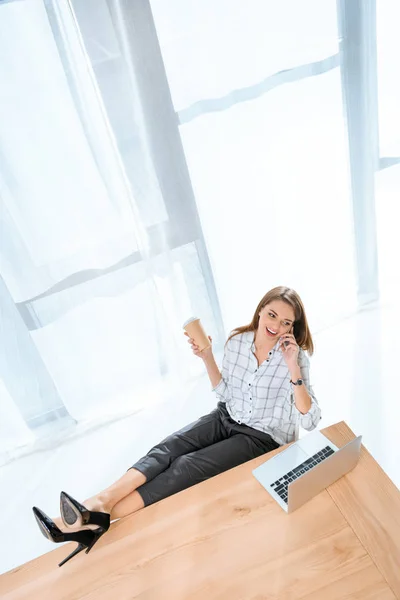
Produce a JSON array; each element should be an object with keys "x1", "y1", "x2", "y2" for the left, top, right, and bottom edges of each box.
[
  {"x1": 269, "y1": 351, "x2": 272, "y2": 355},
  {"x1": 238, "y1": 420, "x2": 241, "y2": 424},
  {"x1": 248, "y1": 383, "x2": 251, "y2": 386}
]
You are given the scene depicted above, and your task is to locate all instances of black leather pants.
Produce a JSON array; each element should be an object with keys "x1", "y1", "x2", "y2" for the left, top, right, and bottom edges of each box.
[{"x1": 130, "y1": 401, "x2": 280, "y2": 507}]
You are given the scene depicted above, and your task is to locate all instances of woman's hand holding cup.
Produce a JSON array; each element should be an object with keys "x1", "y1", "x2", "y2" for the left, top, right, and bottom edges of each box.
[
  {"x1": 183, "y1": 317, "x2": 213, "y2": 361},
  {"x1": 184, "y1": 332, "x2": 213, "y2": 360}
]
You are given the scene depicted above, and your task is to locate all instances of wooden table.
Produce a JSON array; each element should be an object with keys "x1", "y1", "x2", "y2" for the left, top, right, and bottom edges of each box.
[{"x1": 1, "y1": 421, "x2": 400, "y2": 599}]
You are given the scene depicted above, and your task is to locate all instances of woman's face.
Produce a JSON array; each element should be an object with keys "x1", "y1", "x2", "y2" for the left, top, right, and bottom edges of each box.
[{"x1": 258, "y1": 300, "x2": 295, "y2": 343}]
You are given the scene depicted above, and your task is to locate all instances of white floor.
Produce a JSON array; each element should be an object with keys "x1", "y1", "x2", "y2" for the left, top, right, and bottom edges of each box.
[{"x1": 0, "y1": 296, "x2": 399, "y2": 576}]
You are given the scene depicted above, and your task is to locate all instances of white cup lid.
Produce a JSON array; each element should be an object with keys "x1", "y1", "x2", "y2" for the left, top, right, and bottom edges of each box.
[{"x1": 183, "y1": 316, "x2": 199, "y2": 328}]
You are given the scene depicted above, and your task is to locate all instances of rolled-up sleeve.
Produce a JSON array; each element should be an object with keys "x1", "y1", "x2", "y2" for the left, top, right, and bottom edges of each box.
[
  {"x1": 212, "y1": 345, "x2": 230, "y2": 403},
  {"x1": 290, "y1": 351, "x2": 322, "y2": 430}
]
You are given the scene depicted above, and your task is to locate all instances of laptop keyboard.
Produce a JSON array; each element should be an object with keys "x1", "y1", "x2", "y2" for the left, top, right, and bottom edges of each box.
[{"x1": 270, "y1": 445, "x2": 335, "y2": 504}]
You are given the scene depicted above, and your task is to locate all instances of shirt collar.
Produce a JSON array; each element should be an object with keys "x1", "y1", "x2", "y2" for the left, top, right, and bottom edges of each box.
[{"x1": 246, "y1": 330, "x2": 282, "y2": 354}]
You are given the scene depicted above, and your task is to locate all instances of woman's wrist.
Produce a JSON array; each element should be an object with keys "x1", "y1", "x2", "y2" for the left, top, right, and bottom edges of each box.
[
  {"x1": 289, "y1": 365, "x2": 302, "y2": 380},
  {"x1": 202, "y1": 351, "x2": 215, "y2": 364}
]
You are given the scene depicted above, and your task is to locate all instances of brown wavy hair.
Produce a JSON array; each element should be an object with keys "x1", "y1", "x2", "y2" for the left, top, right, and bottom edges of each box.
[{"x1": 226, "y1": 286, "x2": 314, "y2": 355}]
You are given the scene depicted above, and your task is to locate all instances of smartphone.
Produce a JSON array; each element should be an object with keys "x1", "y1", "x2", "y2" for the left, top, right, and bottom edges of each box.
[{"x1": 284, "y1": 325, "x2": 293, "y2": 346}]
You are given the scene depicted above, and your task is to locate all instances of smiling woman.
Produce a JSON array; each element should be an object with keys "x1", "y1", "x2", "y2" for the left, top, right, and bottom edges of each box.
[
  {"x1": 220, "y1": 286, "x2": 318, "y2": 418},
  {"x1": 33, "y1": 284, "x2": 321, "y2": 567}
]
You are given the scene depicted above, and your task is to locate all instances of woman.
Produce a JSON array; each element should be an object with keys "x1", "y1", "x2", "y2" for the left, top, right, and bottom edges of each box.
[{"x1": 33, "y1": 286, "x2": 321, "y2": 566}]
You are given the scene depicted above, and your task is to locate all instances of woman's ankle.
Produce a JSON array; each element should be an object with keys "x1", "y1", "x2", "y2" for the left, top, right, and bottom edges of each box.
[{"x1": 83, "y1": 492, "x2": 112, "y2": 514}]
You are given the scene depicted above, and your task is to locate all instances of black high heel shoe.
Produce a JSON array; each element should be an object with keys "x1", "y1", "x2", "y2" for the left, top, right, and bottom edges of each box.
[
  {"x1": 32, "y1": 507, "x2": 104, "y2": 567},
  {"x1": 60, "y1": 491, "x2": 111, "y2": 532}
]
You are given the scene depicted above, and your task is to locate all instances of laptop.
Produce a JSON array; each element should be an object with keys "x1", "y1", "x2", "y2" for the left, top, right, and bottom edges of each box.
[{"x1": 252, "y1": 429, "x2": 362, "y2": 513}]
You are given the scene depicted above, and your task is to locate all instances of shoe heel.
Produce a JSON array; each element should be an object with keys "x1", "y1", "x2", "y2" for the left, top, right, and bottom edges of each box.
[
  {"x1": 32, "y1": 506, "x2": 104, "y2": 567},
  {"x1": 58, "y1": 543, "x2": 86, "y2": 567},
  {"x1": 85, "y1": 528, "x2": 103, "y2": 554}
]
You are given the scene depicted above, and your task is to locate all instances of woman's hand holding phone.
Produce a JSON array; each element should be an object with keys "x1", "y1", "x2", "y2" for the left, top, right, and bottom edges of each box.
[{"x1": 279, "y1": 326, "x2": 299, "y2": 369}]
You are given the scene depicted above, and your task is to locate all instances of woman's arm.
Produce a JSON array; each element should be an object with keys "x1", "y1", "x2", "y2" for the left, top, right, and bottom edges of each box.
[
  {"x1": 279, "y1": 334, "x2": 321, "y2": 429},
  {"x1": 288, "y1": 363, "x2": 311, "y2": 415},
  {"x1": 202, "y1": 353, "x2": 223, "y2": 389},
  {"x1": 291, "y1": 352, "x2": 322, "y2": 430},
  {"x1": 185, "y1": 332, "x2": 225, "y2": 393}
]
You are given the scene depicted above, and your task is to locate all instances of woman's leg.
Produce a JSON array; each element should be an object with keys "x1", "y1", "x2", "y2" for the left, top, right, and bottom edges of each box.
[
  {"x1": 128, "y1": 407, "x2": 226, "y2": 485},
  {"x1": 109, "y1": 490, "x2": 145, "y2": 520},
  {"x1": 86, "y1": 429, "x2": 265, "y2": 520},
  {"x1": 52, "y1": 469, "x2": 146, "y2": 531},
  {"x1": 83, "y1": 407, "x2": 226, "y2": 514},
  {"x1": 54, "y1": 406, "x2": 227, "y2": 529},
  {"x1": 82, "y1": 468, "x2": 147, "y2": 514},
  {"x1": 127, "y1": 432, "x2": 278, "y2": 509}
]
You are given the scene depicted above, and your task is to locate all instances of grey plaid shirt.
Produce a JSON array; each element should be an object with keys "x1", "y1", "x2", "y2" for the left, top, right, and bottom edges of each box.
[{"x1": 213, "y1": 331, "x2": 321, "y2": 445}]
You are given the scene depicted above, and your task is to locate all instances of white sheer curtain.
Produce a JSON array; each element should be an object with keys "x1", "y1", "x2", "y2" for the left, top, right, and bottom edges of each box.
[
  {"x1": 0, "y1": 0, "x2": 219, "y2": 464},
  {"x1": 0, "y1": 1, "x2": 141, "y2": 299},
  {"x1": 375, "y1": 1, "x2": 400, "y2": 299},
  {"x1": 151, "y1": 0, "x2": 357, "y2": 334},
  {"x1": 1, "y1": 0, "x2": 362, "y2": 464},
  {"x1": 377, "y1": 0, "x2": 400, "y2": 158},
  {"x1": 0, "y1": 379, "x2": 34, "y2": 458}
]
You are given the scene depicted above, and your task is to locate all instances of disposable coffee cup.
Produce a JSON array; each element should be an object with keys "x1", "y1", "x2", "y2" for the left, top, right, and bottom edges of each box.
[{"x1": 183, "y1": 317, "x2": 211, "y2": 352}]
